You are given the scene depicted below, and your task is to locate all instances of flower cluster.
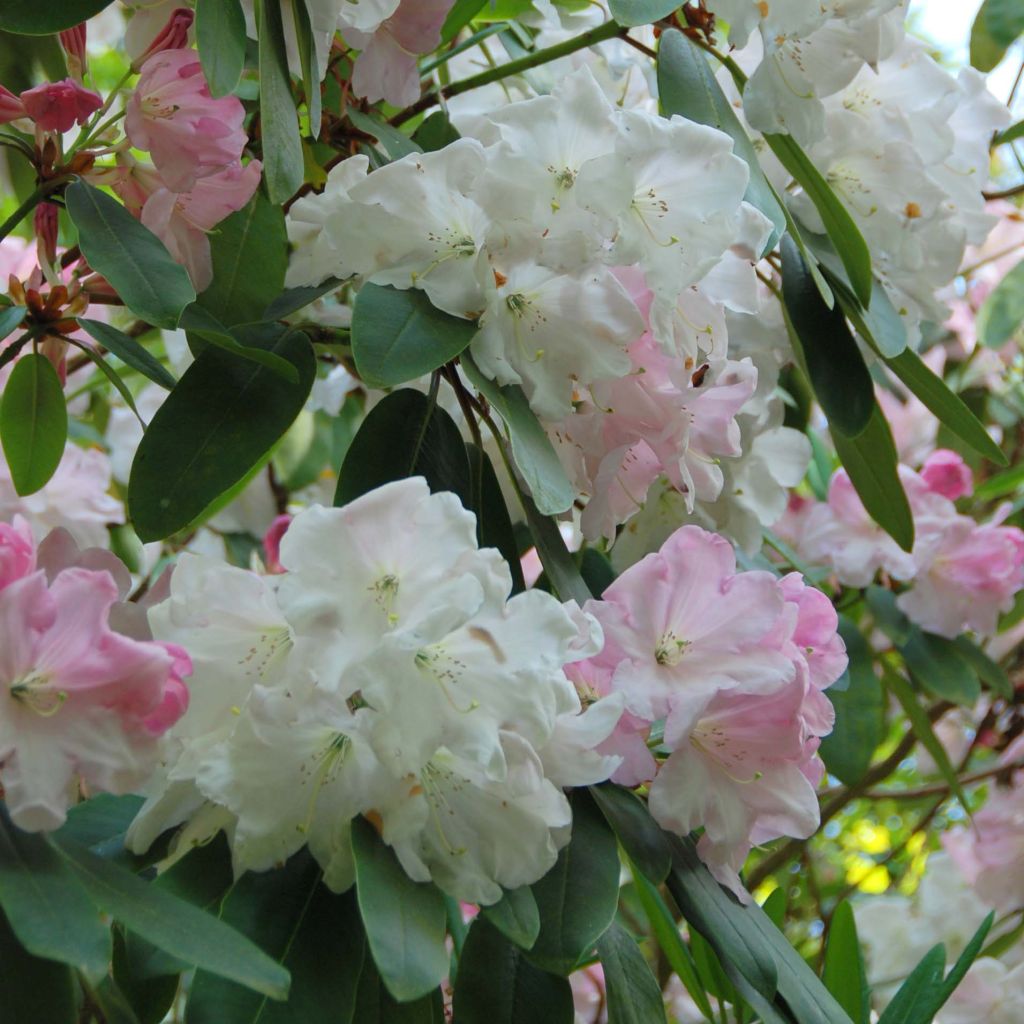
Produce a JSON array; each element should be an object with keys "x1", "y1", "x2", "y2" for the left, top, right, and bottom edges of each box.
[
  {"x1": 0, "y1": 519, "x2": 190, "y2": 831},
  {"x1": 569, "y1": 525, "x2": 845, "y2": 892},
  {"x1": 127, "y1": 479, "x2": 624, "y2": 904}
]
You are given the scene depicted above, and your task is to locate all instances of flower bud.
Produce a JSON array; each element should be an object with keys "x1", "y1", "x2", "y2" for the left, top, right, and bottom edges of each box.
[
  {"x1": 34, "y1": 202, "x2": 59, "y2": 267},
  {"x1": 20, "y1": 79, "x2": 102, "y2": 134},
  {"x1": 59, "y1": 23, "x2": 88, "y2": 81},
  {"x1": 0, "y1": 84, "x2": 27, "y2": 125},
  {"x1": 132, "y1": 8, "x2": 194, "y2": 72}
]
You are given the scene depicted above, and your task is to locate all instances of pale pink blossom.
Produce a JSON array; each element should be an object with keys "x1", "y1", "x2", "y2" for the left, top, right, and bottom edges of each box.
[
  {"x1": 921, "y1": 449, "x2": 973, "y2": 501},
  {"x1": 126, "y1": 49, "x2": 250, "y2": 192},
  {"x1": 20, "y1": 78, "x2": 101, "y2": 133},
  {"x1": 940, "y1": 958, "x2": 1024, "y2": 1024},
  {"x1": 569, "y1": 963, "x2": 608, "y2": 1023},
  {"x1": 0, "y1": 518, "x2": 34, "y2": 590}
]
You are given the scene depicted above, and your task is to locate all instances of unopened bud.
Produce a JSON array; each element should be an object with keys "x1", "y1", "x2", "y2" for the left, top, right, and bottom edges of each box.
[
  {"x1": 0, "y1": 84, "x2": 27, "y2": 125},
  {"x1": 34, "y1": 202, "x2": 59, "y2": 267},
  {"x1": 59, "y1": 23, "x2": 88, "y2": 81},
  {"x1": 132, "y1": 8, "x2": 194, "y2": 72}
]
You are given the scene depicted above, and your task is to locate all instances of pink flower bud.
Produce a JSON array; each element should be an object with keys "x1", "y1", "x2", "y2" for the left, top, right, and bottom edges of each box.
[
  {"x1": 59, "y1": 23, "x2": 88, "y2": 81},
  {"x1": 132, "y1": 7, "x2": 195, "y2": 71},
  {"x1": 920, "y1": 448, "x2": 974, "y2": 501},
  {"x1": 34, "y1": 202, "x2": 59, "y2": 267},
  {"x1": 20, "y1": 79, "x2": 102, "y2": 134},
  {"x1": 0, "y1": 84, "x2": 27, "y2": 124},
  {"x1": 263, "y1": 514, "x2": 292, "y2": 574}
]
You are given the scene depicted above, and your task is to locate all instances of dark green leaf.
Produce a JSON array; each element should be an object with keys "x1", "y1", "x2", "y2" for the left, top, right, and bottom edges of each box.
[
  {"x1": 72, "y1": 342, "x2": 145, "y2": 423},
  {"x1": 820, "y1": 617, "x2": 885, "y2": 786},
  {"x1": 952, "y1": 635, "x2": 1013, "y2": 700},
  {"x1": 335, "y1": 388, "x2": 472, "y2": 507},
  {"x1": 0, "y1": 352, "x2": 67, "y2": 496},
  {"x1": 823, "y1": 902, "x2": 870, "y2": 1024},
  {"x1": 781, "y1": 234, "x2": 874, "y2": 438},
  {"x1": 519, "y1": 488, "x2": 592, "y2": 606},
  {"x1": 657, "y1": 29, "x2": 785, "y2": 250},
  {"x1": 264, "y1": 278, "x2": 343, "y2": 320},
  {"x1": 884, "y1": 348, "x2": 1007, "y2": 466},
  {"x1": 65, "y1": 180, "x2": 196, "y2": 329},
  {"x1": 351, "y1": 817, "x2": 449, "y2": 1003},
  {"x1": 528, "y1": 790, "x2": 620, "y2": 975},
  {"x1": 590, "y1": 784, "x2": 671, "y2": 885},
  {"x1": 865, "y1": 586, "x2": 913, "y2": 645},
  {"x1": 901, "y1": 630, "x2": 981, "y2": 707},
  {"x1": 54, "y1": 794, "x2": 145, "y2": 857},
  {"x1": 970, "y1": 5, "x2": 1008, "y2": 71},
  {"x1": 467, "y1": 442, "x2": 526, "y2": 593},
  {"x1": 412, "y1": 111, "x2": 461, "y2": 152},
  {"x1": 462, "y1": 352, "x2": 573, "y2": 515},
  {"x1": 196, "y1": 0, "x2": 246, "y2": 97},
  {"x1": 198, "y1": 191, "x2": 288, "y2": 327},
  {"x1": 977, "y1": 257, "x2": 1024, "y2": 350},
  {"x1": 876, "y1": 945, "x2": 946, "y2": 1024},
  {"x1": 610, "y1": 0, "x2": 684, "y2": 27},
  {"x1": 0, "y1": 909, "x2": 77, "y2": 1024},
  {"x1": 597, "y1": 922, "x2": 667, "y2": 1024},
  {"x1": 179, "y1": 305, "x2": 299, "y2": 381},
  {"x1": 0, "y1": 0, "x2": 113, "y2": 33},
  {"x1": 352, "y1": 284, "x2": 476, "y2": 388},
  {"x1": 128, "y1": 324, "x2": 315, "y2": 541},
  {"x1": 292, "y1": 0, "x2": 322, "y2": 136},
  {"x1": 77, "y1": 319, "x2": 177, "y2": 390},
  {"x1": 53, "y1": 837, "x2": 290, "y2": 999},
  {"x1": 481, "y1": 887, "x2": 541, "y2": 951},
  {"x1": 766, "y1": 134, "x2": 873, "y2": 306},
  {"x1": 0, "y1": 809, "x2": 110, "y2": 981},
  {"x1": 347, "y1": 109, "x2": 422, "y2": 160},
  {"x1": 0, "y1": 304, "x2": 25, "y2": 343},
  {"x1": 453, "y1": 917, "x2": 574, "y2": 1024},
  {"x1": 928, "y1": 913, "x2": 994, "y2": 1016},
  {"x1": 974, "y1": 460, "x2": 1024, "y2": 500},
  {"x1": 994, "y1": 119, "x2": 1024, "y2": 146},
  {"x1": 980, "y1": 0, "x2": 1024, "y2": 44},
  {"x1": 256, "y1": 0, "x2": 304, "y2": 203},
  {"x1": 689, "y1": 930, "x2": 736, "y2": 1003},
  {"x1": 831, "y1": 405, "x2": 914, "y2": 552},
  {"x1": 90, "y1": 974, "x2": 145, "y2": 1024}
]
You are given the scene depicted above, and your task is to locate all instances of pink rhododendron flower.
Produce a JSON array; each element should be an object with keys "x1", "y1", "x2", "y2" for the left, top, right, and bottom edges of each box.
[
  {"x1": 0, "y1": 85, "x2": 27, "y2": 124},
  {"x1": 0, "y1": 518, "x2": 34, "y2": 590},
  {"x1": 921, "y1": 448, "x2": 973, "y2": 501},
  {"x1": 132, "y1": 6, "x2": 194, "y2": 69},
  {"x1": 126, "y1": 48, "x2": 250, "y2": 192},
  {"x1": 20, "y1": 78, "x2": 102, "y2": 133},
  {"x1": 0, "y1": 524, "x2": 191, "y2": 831}
]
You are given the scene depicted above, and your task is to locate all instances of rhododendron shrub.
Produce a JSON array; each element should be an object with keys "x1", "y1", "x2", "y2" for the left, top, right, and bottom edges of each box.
[{"x1": 0, "y1": 1, "x2": 1022, "y2": 1022}]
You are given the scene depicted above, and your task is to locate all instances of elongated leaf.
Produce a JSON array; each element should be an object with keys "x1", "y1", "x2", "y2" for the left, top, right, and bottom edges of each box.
[
  {"x1": 73, "y1": 342, "x2": 145, "y2": 423},
  {"x1": 831, "y1": 405, "x2": 914, "y2": 552},
  {"x1": 179, "y1": 305, "x2": 298, "y2": 381},
  {"x1": 129, "y1": 325, "x2": 315, "y2": 541},
  {"x1": 196, "y1": 0, "x2": 246, "y2": 97},
  {"x1": 467, "y1": 442, "x2": 526, "y2": 592},
  {"x1": 291, "y1": 0, "x2": 322, "y2": 136},
  {"x1": 590, "y1": 784, "x2": 671, "y2": 885},
  {"x1": 767, "y1": 133, "x2": 872, "y2": 306},
  {"x1": 781, "y1": 234, "x2": 873, "y2": 438},
  {"x1": 335, "y1": 388, "x2": 472, "y2": 507},
  {"x1": 597, "y1": 922, "x2": 667, "y2": 1024},
  {"x1": 481, "y1": 887, "x2": 541, "y2": 951},
  {"x1": 519, "y1": 488, "x2": 592, "y2": 606},
  {"x1": 820, "y1": 617, "x2": 885, "y2": 786},
  {"x1": 866, "y1": 586, "x2": 913, "y2": 645},
  {"x1": 186, "y1": 851, "x2": 364, "y2": 1024},
  {"x1": 53, "y1": 837, "x2": 290, "y2": 999},
  {"x1": 263, "y1": 278, "x2": 343, "y2": 320},
  {"x1": 925, "y1": 914, "x2": 994, "y2": 1021},
  {"x1": 823, "y1": 903, "x2": 870, "y2": 1024},
  {"x1": 347, "y1": 109, "x2": 422, "y2": 160},
  {"x1": 0, "y1": 351, "x2": 67, "y2": 496},
  {"x1": 884, "y1": 348, "x2": 1006, "y2": 466},
  {"x1": 528, "y1": 790, "x2": 620, "y2": 976},
  {"x1": 441, "y1": 0, "x2": 489, "y2": 43},
  {"x1": 77, "y1": 319, "x2": 177, "y2": 390},
  {"x1": 0, "y1": 810, "x2": 110, "y2": 982},
  {"x1": 453, "y1": 917, "x2": 573, "y2": 1023},
  {"x1": 611, "y1": 0, "x2": 690, "y2": 27},
  {"x1": 0, "y1": 304, "x2": 25, "y2": 343},
  {"x1": 0, "y1": 909, "x2": 77, "y2": 1024},
  {"x1": 351, "y1": 818, "x2": 449, "y2": 1003},
  {"x1": 995, "y1": 119, "x2": 1024, "y2": 146},
  {"x1": 197, "y1": 191, "x2": 288, "y2": 327},
  {"x1": 657, "y1": 29, "x2": 785, "y2": 249},
  {"x1": 980, "y1": 0, "x2": 1024, "y2": 44},
  {"x1": 54, "y1": 795, "x2": 145, "y2": 854},
  {"x1": 352, "y1": 284, "x2": 477, "y2": 388},
  {"x1": 975, "y1": 460, "x2": 1024, "y2": 500},
  {"x1": 462, "y1": 352, "x2": 573, "y2": 515},
  {"x1": 0, "y1": 0, "x2": 113, "y2": 33},
  {"x1": 952, "y1": 635, "x2": 1013, "y2": 700},
  {"x1": 876, "y1": 946, "x2": 945, "y2": 1024},
  {"x1": 970, "y1": 5, "x2": 1008, "y2": 71},
  {"x1": 977, "y1": 257, "x2": 1024, "y2": 350},
  {"x1": 256, "y1": 0, "x2": 304, "y2": 203},
  {"x1": 65, "y1": 180, "x2": 195, "y2": 329},
  {"x1": 901, "y1": 630, "x2": 981, "y2": 707}
]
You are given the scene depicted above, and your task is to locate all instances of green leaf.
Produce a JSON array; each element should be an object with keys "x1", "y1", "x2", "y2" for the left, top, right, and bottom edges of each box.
[
  {"x1": 865, "y1": 586, "x2": 914, "y2": 645},
  {"x1": 0, "y1": 909, "x2": 77, "y2": 1024},
  {"x1": 72, "y1": 343, "x2": 145, "y2": 424},
  {"x1": 52, "y1": 837, "x2": 290, "y2": 999},
  {"x1": 980, "y1": 0, "x2": 1024, "y2": 44},
  {"x1": 77, "y1": 319, "x2": 177, "y2": 390},
  {"x1": 831, "y1": 405, "x2": 914, "y2": 552},
  {"x1": 347, "y1": 109, "x2": 422, "y2": 161},
  {"x1": 335, "y1": 388, "x2": 472, "y2": 508},
  {"x1": 590, "y1": 784, "x2": 671, "y2": 885},
  {"x1": 0, "y1": 0, "x2": 113, "y2": 33},
  {"x1": 977, "y1": 257, "x2": 1024, "y2": 350},
  {"x1": 441, "y1": 0, "x2": 489, "y2": 43},
  {"x1": 412, "y1": 111, "x2": 461, "y2": 152},
  {"x1": 819, "y1": 617, "x2": 885, "y2": 786},
  {"x1": 263, "y1": 278, "x2": 343, "y2": 320},
  {"x1": 453, "y1": 917, "x2": 574, "y2": 1024},
  {"x1": 901, "y1": 630, "x2": 981, "y2": 707},
  {"x1": 196, "y1": 0, "x2": 246, "y2": 97},
  {"x1": 597, "y1": 922, "x2": 667, "y2": 1024},
  {"x1": 974, "y1": 460, "x2": 1024, "y2": 500},
  {"x1": 352, "y1": 284, "x2": 477, "y2": 388},
  {"x1": 876, "y1": 946, "x2": 945, "y2": 1024},
  {"x1": 0, "y1": 304, "x2": 25, "y2": 343},
  {"x1": 519, "y1": 488, "x2": 592, "y2": 606},
  {"x1": 481, "y1": 887, "x2": 541, "y2": 951},
  {"x1": 65, "y1": 180, "x2": 196, "y2": 329},
  {"x1": 462, "y1": 352, "x2": 574, "y2": 515},
  {"x1": 781, "y1": 234, "x2": 874, "y2": 438},
  {"x1": 823, "y1": 903, "x2": 870, "y2": 1024},
  {"x1": 528, "y1": 790, "x2": 620, "y2": 975},
  {"x1": 657, "y1": 29, "x2": 785, "y2": 250},
  {"x1": 952, "y1": 635, "x2": 1013, "y2": 700},
  {"x1": 197, "y1": 191, "x2": 288, "y2": 327},
  {"x1": 351, "y1": 818, "x2": 449, "y2": 1003},
  {"x1": 970, "y1": 5, "x2": 1008, "y2": 71},
  {"x1": 994, "y1": 119, "x2": 1024, "y2": 146},
  {"x1": 610, "y1": 0, "x2": 684, "y2": 27},
  {"x1": 186, "y1": 852, "x2": 364, "y2": 1024},
  {"x1": 0, "y1": 810, "x2": 110, "y2": 982},
  {"x1": 291, "y1": 0, "x2": 322, "y2": 136},
  {"x1": 54, "y1": 795, "x2": 146, "y2": 855},
  {"x1": 884, "y1": 348, "x2": 1007, "y2": 466},
  {"x1": 179, "y1": 305, "x2": 299, "y2": 382},
  {"x1": 128, "y1": 324, "x2": 315, "y2": 541},
  {"x1": 0, "y1": 352, "x2": 67, "y2": 496},
  {"x1": 256, "y1": 0, "x2": 304, "y2": 203},
  {"x1": 766, "y1": 133, "x2": 873, "y2": 306},
  {"x1": 467, "y1": 442, "x2": 526, "y2": 593}
]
